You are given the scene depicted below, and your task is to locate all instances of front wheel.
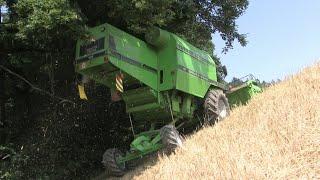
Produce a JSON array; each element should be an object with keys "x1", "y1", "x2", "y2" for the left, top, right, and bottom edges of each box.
[
  {"x1": 102, "y1": 148, "x2": 126, "y2": 176},
  {"x1": 160, "y1": 125, "x2": 183, "y2": 153},
  {"x1": 203, "y1": 89, "x2": 230, "y2": 125}
]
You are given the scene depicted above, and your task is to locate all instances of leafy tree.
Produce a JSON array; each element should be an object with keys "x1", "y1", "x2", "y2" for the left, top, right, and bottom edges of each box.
[
  {"x1": 229, "y1": 77, "x2": 243, "y2": 87},
  {"x1": 76, "y1": 0, "x2": 248, "y2": 53},
  {"x1": 1, "y1": 0, "x2": 86, "y2": 55}
]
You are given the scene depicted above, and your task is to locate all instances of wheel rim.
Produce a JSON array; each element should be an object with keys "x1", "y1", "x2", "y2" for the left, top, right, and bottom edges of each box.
[
  {"x1": 115, "y1": 152, "x2": 126, "y2": 170},
  {"x1": 218, "y1": 98, "x2": 227, "y2": 119}
]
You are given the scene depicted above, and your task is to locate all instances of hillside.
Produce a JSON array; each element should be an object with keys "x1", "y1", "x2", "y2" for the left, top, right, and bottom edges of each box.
[{"x1": 125, "y1": 63, "x2": 320, "y2": 179}]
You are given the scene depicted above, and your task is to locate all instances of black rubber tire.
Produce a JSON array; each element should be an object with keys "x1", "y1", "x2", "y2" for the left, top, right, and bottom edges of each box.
[
  {"x1": 203, "y1": 89, "x2": 230, "y2": 125},
  {"x1": 160, "y1": 125, "x2": 183, "y2": 153},
  {"x1": 126, "y1": 158, "x2": 141, "y2": 170},
  {"x1": 102, "y1": 148, "x2": 126, "y2": 177}
]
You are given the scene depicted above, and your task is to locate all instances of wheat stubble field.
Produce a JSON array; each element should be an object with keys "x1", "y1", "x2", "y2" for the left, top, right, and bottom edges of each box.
[{"x1": 119, "y1": 63, "x2": 320, "y2": 179}]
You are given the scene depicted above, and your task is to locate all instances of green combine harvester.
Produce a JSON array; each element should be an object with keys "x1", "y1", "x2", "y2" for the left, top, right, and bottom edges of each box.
[{"x1": 75, "y1": 23, "x2": 261, "y2": 176}]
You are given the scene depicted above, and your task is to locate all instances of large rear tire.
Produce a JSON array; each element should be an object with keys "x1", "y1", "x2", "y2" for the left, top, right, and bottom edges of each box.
[
  {"x1": 203, "y1": 89, "x2": 230, "y2": 125},
  {"x1": 102, "y1": 148, "x2": 126, "y2": 177},
  {"x1": 160, "y1": 125, "x2": 183, "y2": 153}
]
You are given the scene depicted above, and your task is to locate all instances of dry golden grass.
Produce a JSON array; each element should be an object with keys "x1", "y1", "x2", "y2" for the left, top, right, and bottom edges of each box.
[{"x1": 127, "y1": 63, "x2": 320, "y2": 179}]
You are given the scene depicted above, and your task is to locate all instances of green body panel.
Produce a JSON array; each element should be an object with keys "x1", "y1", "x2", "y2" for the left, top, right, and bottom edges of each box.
[
  {"x1": 147, "y1": 29, "x2": 218, "y2": 97},
  {"x1": 175, "y1": 35, "x2": 217, "y2": 97},
  {"x1": 227, "y1": 80, "x2": 262, "y2": 107},
  {"x1": 76, "y1": 24, "x2": 158, "y2": 90}
]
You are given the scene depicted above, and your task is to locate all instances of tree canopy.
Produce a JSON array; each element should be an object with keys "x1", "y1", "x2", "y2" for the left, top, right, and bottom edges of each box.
[{"x1": 2, "y1": 0, "x2": 248, "y2": 55}]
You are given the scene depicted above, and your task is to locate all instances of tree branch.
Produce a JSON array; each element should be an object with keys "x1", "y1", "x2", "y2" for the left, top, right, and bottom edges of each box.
[{"x1": 0, "y1": 65, "x2": 75, "y2": 105}]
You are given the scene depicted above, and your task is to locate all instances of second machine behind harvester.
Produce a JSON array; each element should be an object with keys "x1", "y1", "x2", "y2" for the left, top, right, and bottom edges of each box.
[{"x1": 75, "y1": 23, "x2": 262, "y2": 176}]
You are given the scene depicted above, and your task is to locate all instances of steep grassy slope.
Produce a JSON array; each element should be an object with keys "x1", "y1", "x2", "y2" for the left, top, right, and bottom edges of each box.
[{"x1": 129, "y1": 63, "x2": 320, "y2": 179}]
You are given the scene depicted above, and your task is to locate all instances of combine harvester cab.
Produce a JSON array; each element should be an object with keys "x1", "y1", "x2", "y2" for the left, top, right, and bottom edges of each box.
[
  {"x1": 226, "y1": 74, "x2": 263, "y2": 107},
  {"x1": 75, "y1": 23, "x2": 230, "y2": 176}
]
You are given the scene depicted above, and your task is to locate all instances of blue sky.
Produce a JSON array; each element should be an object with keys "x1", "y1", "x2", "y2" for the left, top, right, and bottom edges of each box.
[{"x1": 213, "y1": 1, "x2": 320, "y2": 82}]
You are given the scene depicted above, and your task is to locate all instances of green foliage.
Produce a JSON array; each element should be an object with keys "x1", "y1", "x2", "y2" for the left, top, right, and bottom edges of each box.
[
  {"x1": 229, "y1": 76, "x2": 272, "y2": 89},
  {"x1": 77, "y1": 0, "x2": 249, "y2": 53},
  {"x1": 0, "y1": 145, "x2": 29, "y2": 179},
  {"x1": 13, "y1": 0, "x2": 86, "y2": 50},
  {"x1": 229, "y1": 77, "x2": 243, "y2": 87}
]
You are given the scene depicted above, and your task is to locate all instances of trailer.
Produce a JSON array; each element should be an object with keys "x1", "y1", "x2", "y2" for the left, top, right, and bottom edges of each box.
[{"x1": 227, "y1": 74, "x2": 263, "y2": 106}]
